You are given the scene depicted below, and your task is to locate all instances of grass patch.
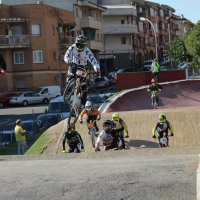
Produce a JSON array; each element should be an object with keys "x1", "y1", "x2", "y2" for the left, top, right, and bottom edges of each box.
[
  {"x1": 25, "y1": 131, "x2": 48, "y2": 155},
  {"x1": 0, "y1": 130, "x2": 45, "y2": 155}
]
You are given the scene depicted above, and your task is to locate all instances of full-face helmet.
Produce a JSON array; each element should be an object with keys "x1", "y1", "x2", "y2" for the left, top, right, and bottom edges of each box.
[{"x1": 75, "y1": 35, "x2": 87, "y2": 52}]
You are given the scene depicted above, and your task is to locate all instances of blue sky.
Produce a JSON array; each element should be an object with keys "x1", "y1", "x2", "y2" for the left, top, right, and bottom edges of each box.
[{"x1": 148, "y1": 0, "x2": 199, "y2": 24}]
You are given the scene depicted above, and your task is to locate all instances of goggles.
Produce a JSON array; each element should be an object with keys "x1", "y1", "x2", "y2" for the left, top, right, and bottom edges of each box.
[
  {"x1": 76, "y1": 42, "x2": 86, "y2": 50},
  {"x1": 113, "y1": 117, "x2": 119, "y2": 121}
]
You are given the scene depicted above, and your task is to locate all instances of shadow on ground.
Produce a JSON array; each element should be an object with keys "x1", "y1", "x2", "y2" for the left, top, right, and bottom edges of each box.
[{"x1": 126, "y1": 140, "x2": 158, "y2": 149}]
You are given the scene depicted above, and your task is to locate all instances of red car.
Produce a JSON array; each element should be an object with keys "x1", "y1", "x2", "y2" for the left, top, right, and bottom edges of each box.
[{"x1": 0, "y1": 92, "x2": 18, "y2": 108}]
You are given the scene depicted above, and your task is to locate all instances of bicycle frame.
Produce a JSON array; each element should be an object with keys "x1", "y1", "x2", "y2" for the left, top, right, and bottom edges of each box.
[{"x1": 87, "y1": 120, "x2": 97, "y2": 148}]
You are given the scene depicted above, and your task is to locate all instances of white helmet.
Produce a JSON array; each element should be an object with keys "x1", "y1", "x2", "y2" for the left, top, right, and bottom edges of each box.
[{"x1": 85, "y1": 101, "x2": 92, "y2": 111}]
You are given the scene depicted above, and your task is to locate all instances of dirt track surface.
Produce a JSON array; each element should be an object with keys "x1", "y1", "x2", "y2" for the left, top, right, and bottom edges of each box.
[{"x1": 31, "y1": 80, "x2": 200, "y2": 155}]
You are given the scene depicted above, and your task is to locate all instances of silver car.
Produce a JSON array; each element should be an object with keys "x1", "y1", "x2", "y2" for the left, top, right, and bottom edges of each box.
[{"x1": 9, "y1": 91, "x2": 49, "y2": 106}]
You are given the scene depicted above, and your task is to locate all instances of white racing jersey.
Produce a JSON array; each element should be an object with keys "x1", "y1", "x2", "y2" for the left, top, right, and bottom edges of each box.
[
  {"x1": 95, "y1": 130, "x2": 122, "y2": 149},
  {"x1": 64, "y1": 44, "x2": 100, "y2": 70}
]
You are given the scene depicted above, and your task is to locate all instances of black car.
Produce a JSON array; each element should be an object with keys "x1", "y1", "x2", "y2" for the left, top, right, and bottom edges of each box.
[{"x1": 36, "y1": 113, "x2": 61, "y2": 129}]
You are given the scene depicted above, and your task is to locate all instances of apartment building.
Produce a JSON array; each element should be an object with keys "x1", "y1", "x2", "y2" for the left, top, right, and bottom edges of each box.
[
  {"x1": 174, "y1": 14, "x2": 194, "y2": 38},
  {"x1": 100, "y1": 0, "x2": 176, "y2": 70},
  {"x1": 0, "y1": 4, "x2": 75, "y2": 92},
  {"x1": 2, "y1": 0, "x2": 107, "y2": 72}
]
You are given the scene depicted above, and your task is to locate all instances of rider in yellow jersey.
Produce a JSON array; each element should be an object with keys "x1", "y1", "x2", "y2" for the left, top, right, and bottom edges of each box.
[{"x1": 111, "y1": 113, "x2": 129, "y2": 149}]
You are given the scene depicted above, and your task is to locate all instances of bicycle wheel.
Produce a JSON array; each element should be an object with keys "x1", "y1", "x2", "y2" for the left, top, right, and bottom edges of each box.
[
  {"x1": 90, "y1": 132, "x2": 95, "y2": 148},
  {"x1": 63, "y1": 79, "x2": 75, "y2": 102},
  {"x1": 68, "y1": 106, "x2": 79, "y2": 126}
]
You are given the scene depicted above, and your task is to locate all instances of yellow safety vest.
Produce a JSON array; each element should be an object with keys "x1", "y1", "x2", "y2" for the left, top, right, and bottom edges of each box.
[{"x1": 152, "y1": 62, "x2": 159, "y2": 73}]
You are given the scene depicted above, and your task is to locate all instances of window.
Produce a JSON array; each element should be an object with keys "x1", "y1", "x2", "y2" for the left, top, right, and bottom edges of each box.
[
  {"x1": 169, "y1": 10, "x2": 172, "y2": 17},
  {"x1": 14, "y1": 52, "x2": 24, "y2": 64},
  {"x1": 41, "y1": 88, "x2": 48, "y2": 94},
  {"x1": 52, "y1": 26, "x2": 55, "y2": 35},
  {"x1": 31, "y1": 25, "x2": 41, "y2": 36},
  {"x1": 121, "y1": 20, "x2": 125, "y2": 24},
  {"x1": 76, "y1": 8, "x2": 78, "y2": 18},
  {"x1": 150, "y1": 8, "x2": 155, "y2": 17},
  {"x1": 33, "y1": 51, "x2": 43, "y2": 63},
  {"x1": 53, "y1": 51, "x2": 56, "y2": 61},
  {"x1": 160, "y1": 9, "x2": 163, "y2": 17},
  {"x1": 16, "y1": 79, "x2": 25, "y2": 90},
  {"x1": 121, "y1": 37, "x2": 126, "y2": 44}
]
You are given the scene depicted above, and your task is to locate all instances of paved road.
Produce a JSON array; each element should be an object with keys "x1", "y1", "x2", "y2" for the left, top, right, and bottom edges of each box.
[
  {"x1": 0, "y1": 105, "x2": 48, "y2": 130},
  {"x1": 0, "y1": 154, "x2": 198, "y2": 200}
]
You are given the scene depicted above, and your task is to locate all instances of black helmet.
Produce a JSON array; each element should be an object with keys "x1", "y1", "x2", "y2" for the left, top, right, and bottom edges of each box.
[
  {"x1": 103, "y1": 120, "x2": 112, "y2": 133},
  {"x1": 75, "y1": 35, "x2": 87, "y2": 52}
]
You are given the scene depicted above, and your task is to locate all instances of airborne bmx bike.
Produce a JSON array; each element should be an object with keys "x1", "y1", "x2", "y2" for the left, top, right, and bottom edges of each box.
[{"x1": 63, "y1": 66, "x2": 98, "y2": 126}]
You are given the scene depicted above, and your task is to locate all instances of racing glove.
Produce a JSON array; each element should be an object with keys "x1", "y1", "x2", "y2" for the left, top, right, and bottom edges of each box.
[
  {"x1": 152, "y1": 135, "x2": 156, "y2": 139},
  {"x1": 97, "y1": 116, "x2": 101, "y2": 121},
  {"x1": 79, "y1": 119, "x2": 83, "y2": 124},
  {"x1": 170, "y1": 133, "x2": 174, "y2": 137}
]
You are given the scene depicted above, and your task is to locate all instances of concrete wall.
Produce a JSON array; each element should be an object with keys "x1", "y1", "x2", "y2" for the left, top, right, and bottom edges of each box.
[{"x1": 116, "y1": 70, "x2": 186, "y2": 91}]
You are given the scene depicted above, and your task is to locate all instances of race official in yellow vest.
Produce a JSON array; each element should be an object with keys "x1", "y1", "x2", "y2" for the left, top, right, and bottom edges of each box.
[{"x1": 151, "y1": 58, "x2": 160, "y2": 82}]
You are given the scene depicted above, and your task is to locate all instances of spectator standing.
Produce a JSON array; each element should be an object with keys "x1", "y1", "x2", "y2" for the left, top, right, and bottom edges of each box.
[
  {"x1": 151, "y1": 58, "x2": 160, "y2": 82},
  {"x1": 14, "y1": 119, "x2": 28, "y2": 155}
]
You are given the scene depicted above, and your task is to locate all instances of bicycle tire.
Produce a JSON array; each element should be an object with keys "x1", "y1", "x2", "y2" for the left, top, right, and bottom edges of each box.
[
  {"x1": 63, "y1": 79, "x2": 75, "y2": 102},
  {"x1": 68, "y1": 106, "x2": 79, "y2": 126},
  {"x1": 90, "y1": 132, "x2": 95, "y2": 148}
]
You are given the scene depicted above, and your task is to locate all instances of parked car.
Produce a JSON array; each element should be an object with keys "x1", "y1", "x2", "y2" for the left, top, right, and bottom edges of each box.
[
  {"x1": 36, "y1": 85, "x2": 61, "y2": 101},
  {"x1": 94, "y1": 76, "x2": 110, "y2": 88},
  {"x1": 36, "y1": 113, "x2": 61, "y2": 129},
  {"x1": 0, "y1": 92, "x2": 18, "y2": 108},
  {"x1": 177, "y1": 62, "x2": 190, "y2": 69},
  {"x1": 143, "y1": 60, "x2": 153, "y2": 70},
  {"x1": 0, "y1": 130, "x2": 14, "y2": 146},
  {"x1": 87, "y1": 95, "x2": 107, "y2": 108},
  {"x1": 165, "y1": 57, "x2": 171, "y2": 64},
  {"x1": 158, "y1": 57, "x2": 167, "y2": 66},
  {"x1": 116, "y1": 67, "x2": 134, "y2": 73},
  {"x1": 47, "y1": 96, "x2": 70, "y2": 120},
  {"x1": 9, "y1": 91, "x2": 49, "y2": 107},
  {"x1": 22, "y1": 120, "x2": 35, "y2": 137}
]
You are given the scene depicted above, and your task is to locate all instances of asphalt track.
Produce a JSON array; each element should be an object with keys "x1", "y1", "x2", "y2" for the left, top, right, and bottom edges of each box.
[
  {"x1": 1, "y1": 80, "x2": 200, "y2": 200},
  {"x1": 106, "y1": 80, "x2": 200, "y2": 112}
]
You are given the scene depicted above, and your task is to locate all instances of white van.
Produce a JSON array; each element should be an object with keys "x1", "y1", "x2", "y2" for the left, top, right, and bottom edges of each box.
[
  {"x1": 37, "y1": 86, "x2": 61, "y2": 101},
  {"x1": 47, "y1": 96, "x2": 70, "y2": 120}
]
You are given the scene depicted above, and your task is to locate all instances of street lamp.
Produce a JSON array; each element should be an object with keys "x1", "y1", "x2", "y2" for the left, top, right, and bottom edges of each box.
[
  {"x1": 166, "y1": 17, "x2": 173, "y2": 68},
  {"x1": 140, "y1": 17, "x2": 158, "y2": 59}
]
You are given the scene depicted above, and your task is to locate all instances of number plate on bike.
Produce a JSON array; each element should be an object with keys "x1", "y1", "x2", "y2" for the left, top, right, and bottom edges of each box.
[
  {"x1": 160, "y1": 137, "x2": 167, "y2": 144},
  {"x1": 87, "y1": 123, "x2": 93, "y2": 128}
]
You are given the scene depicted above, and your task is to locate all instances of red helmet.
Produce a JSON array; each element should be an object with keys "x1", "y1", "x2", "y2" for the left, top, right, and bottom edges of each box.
[{"x1": 151, "y1": 78, "x2": 156, "y2": 83}]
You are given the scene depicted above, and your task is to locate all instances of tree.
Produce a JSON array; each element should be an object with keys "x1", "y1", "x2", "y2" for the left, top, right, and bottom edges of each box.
[
  {"x1": 184, "y1": 21, "x2": 200, "y2": 68},
  {"x1": 164, "y1": 37, "x2": 192, "y2": 63}
]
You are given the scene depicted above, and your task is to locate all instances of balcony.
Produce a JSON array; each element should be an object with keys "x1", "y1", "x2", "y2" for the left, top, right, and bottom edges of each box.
[
  {"x1": 59, "y1": 36, "x2": 75, "y2": 48},
  {"x1": 0, "y1": 35, "x2": 31, "y2": 48},
  {"x1": 173, "y1": 24, "x2": 179, "y2": 30},
  {"x1": 103, "y1": 24, "x2": 139, "y2": 35},
  {"x1": 86, "y1": 39, "x2": 103, "y2": 52},
  {"x1": 80, "y1": 17, "x2": 102, "y2": 30}
]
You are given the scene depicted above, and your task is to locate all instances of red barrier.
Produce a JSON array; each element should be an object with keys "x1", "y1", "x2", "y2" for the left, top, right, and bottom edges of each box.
[{"x1": 116, "y1": 70, "x2": 186, "y2": 91}]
